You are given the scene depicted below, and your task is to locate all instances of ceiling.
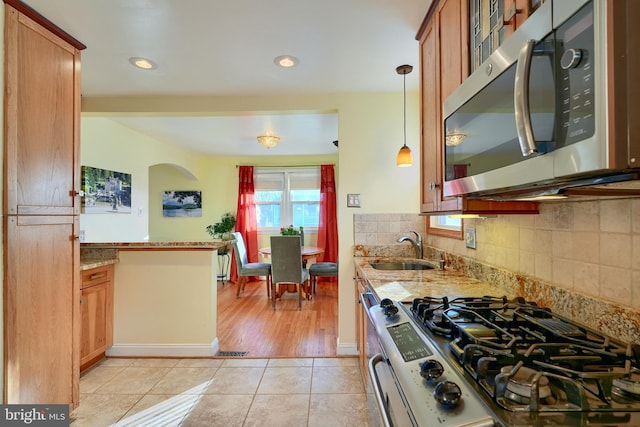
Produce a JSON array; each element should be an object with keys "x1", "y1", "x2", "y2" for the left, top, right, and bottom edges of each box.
[{"x1": 22, "y1": 0, "x2": 431, "y2": 157}]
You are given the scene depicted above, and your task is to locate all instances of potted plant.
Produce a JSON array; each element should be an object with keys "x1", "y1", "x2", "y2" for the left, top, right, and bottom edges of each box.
[
  {"x1": 280, "y1": 225, "x2": 304, "y2": 245},
  {"x1": 206, "y1": 212, "x2": 236, "y2": 253}
]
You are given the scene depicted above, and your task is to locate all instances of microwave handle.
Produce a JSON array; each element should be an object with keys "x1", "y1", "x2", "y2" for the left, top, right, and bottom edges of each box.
[{"x1": 514, "y1": 39, "x2": 538, "y2": 157}]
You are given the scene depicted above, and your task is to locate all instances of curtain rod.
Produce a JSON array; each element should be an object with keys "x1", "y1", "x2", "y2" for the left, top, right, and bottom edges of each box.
[{"x1": 235, "y1": 164, "x2": 334, "y2": 168}]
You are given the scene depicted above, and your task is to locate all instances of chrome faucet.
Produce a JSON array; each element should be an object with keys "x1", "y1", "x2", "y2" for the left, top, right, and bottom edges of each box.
[{"x1": 397, "y1": 230, "x2": 423, "y2": 259}]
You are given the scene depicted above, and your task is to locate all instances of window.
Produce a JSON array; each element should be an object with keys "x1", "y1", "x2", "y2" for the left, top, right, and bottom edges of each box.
[
  {"x1": 255, "y1": 168, "x2": 320, "y2": 231},
  {"x1": 427, "y1": 216, "x2": 463, "y2": 239}
]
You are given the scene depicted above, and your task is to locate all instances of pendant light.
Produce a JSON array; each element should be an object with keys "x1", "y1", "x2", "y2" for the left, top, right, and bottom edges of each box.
[{"x1": 396, "y1": 64, "x2": 414, "y2": 167}]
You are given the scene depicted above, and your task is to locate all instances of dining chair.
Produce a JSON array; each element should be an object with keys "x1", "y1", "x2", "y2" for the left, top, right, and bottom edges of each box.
[
  {"x1": 231, "y1": 232, "x2": 272, "y2": 298},
  {"x1": 309, "y1": 262, "x2": 338, "y2": 295},
  {"x1": 269, "y1": 235, "x2": 310, "y2": 310}
]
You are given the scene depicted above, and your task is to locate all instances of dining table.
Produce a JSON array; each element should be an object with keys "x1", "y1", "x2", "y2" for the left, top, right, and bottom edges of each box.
[
  {"x1": 259, "y1": 246, "x2": 324, "y2": 264},
  {"x1": 259, "y1": 246, "x2": 324, "y2": 299}
]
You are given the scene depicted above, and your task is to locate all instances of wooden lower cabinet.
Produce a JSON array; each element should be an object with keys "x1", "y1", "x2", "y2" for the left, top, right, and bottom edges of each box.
[
  {"x1": 80, "y1": 265, "x2": 114, "y2": 371},
  {"x1": 355, "y1": 271, "x2": 374, "y2": 386},
  {"x1": 4, "y1": 215, "x2": 80, "y2": 407}
]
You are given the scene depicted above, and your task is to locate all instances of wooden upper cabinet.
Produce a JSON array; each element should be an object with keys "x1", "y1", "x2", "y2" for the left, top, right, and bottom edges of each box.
[
  {"x1": 4, "y1": 3, "x2": 82, "y2": 216},
  {"x1": 420, "y1": 21, "x2": 440, "y2": 213},
  {"x1": 419, "y1": 0, "x2": 468, "y2": 214},
  {"x1": 470, "y1": 0, "x2": 535, "y2": 72},
  {"x1": 418, "y1": 0, "x2": 538, "y2": 216},
  {"x1": 502, "y1": 0, "x2": 534, "y2": 40}
]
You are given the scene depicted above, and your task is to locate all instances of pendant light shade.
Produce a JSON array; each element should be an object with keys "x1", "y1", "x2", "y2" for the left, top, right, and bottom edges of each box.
[
  {"x1": 396, "y1": 64, "x2": 413, "y2": 167},
  {"x1": 397, "y1": 145, "x2": 413, "y2": 167}
]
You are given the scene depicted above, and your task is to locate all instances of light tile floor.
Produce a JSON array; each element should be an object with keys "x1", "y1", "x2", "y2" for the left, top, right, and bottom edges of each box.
[{"x1": 72, "y1": 357, "x2": 382, "y2": 427}]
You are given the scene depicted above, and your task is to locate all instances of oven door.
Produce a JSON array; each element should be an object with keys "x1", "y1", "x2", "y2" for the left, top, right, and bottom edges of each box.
[{"x1": 362, "y1": 297, "x2": 415, "y2": 427}]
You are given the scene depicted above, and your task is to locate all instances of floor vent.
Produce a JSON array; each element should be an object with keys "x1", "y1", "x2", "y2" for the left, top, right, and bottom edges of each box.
[{"x1": 216, "y1": 351, "x2": 248, "y2": 357}]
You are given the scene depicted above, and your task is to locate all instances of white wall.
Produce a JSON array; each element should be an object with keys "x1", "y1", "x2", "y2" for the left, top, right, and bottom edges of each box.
[
  {"x1": 81, "y1": 91, "x2": 421, "y2": 352},
  {"x1": 149, "y1": 155, "x2": 338, "y2": 242},
  {"x1": 80, "y1": 117, "x2": 205, "y2": 241}
]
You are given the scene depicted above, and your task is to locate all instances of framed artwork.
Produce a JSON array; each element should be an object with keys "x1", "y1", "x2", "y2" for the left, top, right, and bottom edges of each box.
[
  {"x1": 81, "y1": 166, "x2": 132, "y2": 214},
  {"x1": 163, "y1": 191, "x2": 202, "y2": 217}
]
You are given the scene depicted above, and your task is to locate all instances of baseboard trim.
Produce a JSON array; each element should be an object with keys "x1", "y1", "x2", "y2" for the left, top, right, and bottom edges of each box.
[
  {"x1": 106, "y1": 339, "x2": 219, "y2": 357},
  {"x1": 336, "y1": 340, "x2": 358, "y2": 356}
]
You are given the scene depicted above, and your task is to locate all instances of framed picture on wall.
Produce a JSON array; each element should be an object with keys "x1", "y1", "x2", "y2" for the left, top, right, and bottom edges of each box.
[
  {"x1": 81, "y1": 165, "x2": 132, "y2": 214},
  {"x1": 162, "y1": 191, "x2": 202, "y2": 217}
]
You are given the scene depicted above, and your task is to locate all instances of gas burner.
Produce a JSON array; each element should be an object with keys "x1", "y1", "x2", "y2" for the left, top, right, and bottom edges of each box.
[{"x1": 404, "y1": 294, "x2": 640, "y2": 414}]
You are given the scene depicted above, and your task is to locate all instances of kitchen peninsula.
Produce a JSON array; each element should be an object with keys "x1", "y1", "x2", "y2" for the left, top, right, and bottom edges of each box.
[{"x1": 81, "y1": 241, "x2": 228, "y2": 358}]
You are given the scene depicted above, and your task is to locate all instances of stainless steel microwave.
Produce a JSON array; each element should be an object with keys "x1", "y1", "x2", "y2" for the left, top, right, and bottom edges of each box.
[{"x1": 442, "y1": 0, "x2": 640, "y2": 199}]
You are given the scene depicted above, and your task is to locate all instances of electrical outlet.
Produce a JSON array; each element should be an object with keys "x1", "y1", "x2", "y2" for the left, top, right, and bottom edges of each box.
[
  {"x1": 465, "y1": 228, "x2": 476, "y2": 249},
  {"x1": 79, "y1": 230, "x2": 86, "y2": 242}
]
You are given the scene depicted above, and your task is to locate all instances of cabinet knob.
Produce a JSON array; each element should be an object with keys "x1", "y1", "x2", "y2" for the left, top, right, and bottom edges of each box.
[
  {"x1": 73, "y1": 190, "x2": 85, "y2": 197},
  {"x1": 428, "y1": 182, "x2": 440, "y2": 190}
]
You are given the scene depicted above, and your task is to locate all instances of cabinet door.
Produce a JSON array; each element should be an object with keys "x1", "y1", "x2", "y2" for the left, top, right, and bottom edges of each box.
[
  {"x1": 420, "y1": 0, "x2": 468, "y2": 213},
  {"x1": 420, "y1": 21, "x2": 441, "y2": 212},
  {"x1": 80, "y1": 282, "x2": 113, "y2": 365},
  {"x1": 4, "y1": 215, "x2": 80, "y2": 406},
  {"x1": 4, "y1": 6, "x2": 81, "y2": 216}
]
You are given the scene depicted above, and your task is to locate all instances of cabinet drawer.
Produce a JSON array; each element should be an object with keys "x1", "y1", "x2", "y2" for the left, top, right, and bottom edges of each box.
[{"x1": 81, "y1": 265, "x2": 113, "y2": 289}]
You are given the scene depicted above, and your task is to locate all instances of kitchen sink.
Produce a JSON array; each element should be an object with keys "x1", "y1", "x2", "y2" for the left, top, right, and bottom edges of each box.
[{"x1": 369, "y1": 261, "x2": 435, "y2": 270}]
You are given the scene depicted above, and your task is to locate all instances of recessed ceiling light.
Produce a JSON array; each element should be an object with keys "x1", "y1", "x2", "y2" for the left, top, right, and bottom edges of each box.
[
  {"x1": 274, "y1": 55, "x2": 298, "y2": 68},
  {"x1": 129, "y1": 57, "x2": 157, "y2": 70}
]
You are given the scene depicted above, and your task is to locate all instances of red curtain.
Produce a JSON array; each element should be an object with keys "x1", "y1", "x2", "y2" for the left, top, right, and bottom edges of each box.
[
  {"x1": 317, "y1": 164, "x2": 338, "y2": 265},
  {"x1": 230, "y1": 166, "x2": 259, "y2": 283}
]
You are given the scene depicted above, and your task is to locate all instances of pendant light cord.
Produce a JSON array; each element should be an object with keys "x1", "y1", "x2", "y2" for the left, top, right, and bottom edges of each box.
[{"x1": 403, "y1": 72, "x2": 407, "y2": 148}]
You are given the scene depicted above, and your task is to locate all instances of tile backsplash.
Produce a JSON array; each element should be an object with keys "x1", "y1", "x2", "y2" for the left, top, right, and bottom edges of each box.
[
  {"x1": 353, "y1": 213, "x2": 426, "y2": 245},
  {"x1": 435, "y1": 199, "x2": 640, "y2": 311},
  {"x1": 353, "y1": 203, "x2": 640, "y2": 344},
  {"x1": 354, "y1": 200, "x2": 640, "y2": 311}
]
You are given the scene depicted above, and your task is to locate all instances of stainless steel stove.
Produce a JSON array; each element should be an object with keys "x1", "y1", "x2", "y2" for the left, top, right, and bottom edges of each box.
[{"x1": 367, "y1": 295, "x2": 640, "y2": 426}]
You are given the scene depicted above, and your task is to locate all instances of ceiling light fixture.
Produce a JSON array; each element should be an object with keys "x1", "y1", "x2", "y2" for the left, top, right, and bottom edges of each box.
[
  {"x1": 129, "y1": 57, "x2": 157, "y2": 70},
  {"x1": 396, "y1": 64, "x2": 414, "y2": 167},
  {"x1": 274, "y1": 55, "x2": 298, "y2": 68},
  {"x1": 445, "y1": 132, "x2": 467, "y2": 146},
  {"x1": 257, "y1": 134, "x2": 280, "y2": 149}
]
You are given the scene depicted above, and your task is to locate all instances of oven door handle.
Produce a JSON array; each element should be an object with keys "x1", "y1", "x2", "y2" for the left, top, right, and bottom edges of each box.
[{"x1": 368, "y1": 353, "x2": 393, "y2": 427}]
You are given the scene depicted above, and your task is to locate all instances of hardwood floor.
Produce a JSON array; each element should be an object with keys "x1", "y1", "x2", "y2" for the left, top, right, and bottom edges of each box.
[{"x1": 216, "y1": 278, "x2": 338, "y2": 358}]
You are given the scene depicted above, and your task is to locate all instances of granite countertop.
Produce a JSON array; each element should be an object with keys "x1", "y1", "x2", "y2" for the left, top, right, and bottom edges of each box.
[
  {"x1": 80, "y1": 258, "x2": 118, "y2": 271},
  {"x1": 80, "y1": 241, "x2": 231, "y2": 270},
  {"x1": 81, "y1": 241, "x2": 230, "y2": 250},
  {"x1": 354, "y1": 257, "x2": 514, "y2": 303}
]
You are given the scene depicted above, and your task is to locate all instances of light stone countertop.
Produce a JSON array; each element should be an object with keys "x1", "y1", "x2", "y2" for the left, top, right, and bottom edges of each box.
[
  {"x1": 80, "y1": 241, "x2": 231, "y2": 270},
  {"x1": 354, "y1": 257, "x2": 514, "y2": 303},
  {"x1": 80, "y1": 258, "x2": 118, "y2": 271},
  {"x1": 81, "y1": 241, "x2": 229, "y2": 250}
]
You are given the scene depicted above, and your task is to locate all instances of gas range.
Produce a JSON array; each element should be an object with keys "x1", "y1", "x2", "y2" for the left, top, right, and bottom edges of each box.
[{"x1": 368, "y1": 295, "x2": 640, "y2": 426}]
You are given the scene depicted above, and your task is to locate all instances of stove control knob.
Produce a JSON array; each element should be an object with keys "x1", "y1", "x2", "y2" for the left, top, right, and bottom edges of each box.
[
  {"x1": 433, "y1": 381, "x2": 462, "y2": 408},
  {"x1": 380, "y1": 298, "x2": 393, "y2": 308},
  {"x1": 383, "y1": 304, "x2": 398, "y2": 317},
  {"x1": 419, "y1": 359, "x2": 444, "y2": 381}
]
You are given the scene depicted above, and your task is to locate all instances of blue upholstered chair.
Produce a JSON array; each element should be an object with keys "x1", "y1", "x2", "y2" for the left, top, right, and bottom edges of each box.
[
  {"x1": 231, "y1": 232, "x2": 272, "y2": 298},
  {"x1": 270, "y1": 235, "x2": 310, "y2": 310},
  {"x1": 309, "y1": 262, "x2": 338, "y2": 294}
]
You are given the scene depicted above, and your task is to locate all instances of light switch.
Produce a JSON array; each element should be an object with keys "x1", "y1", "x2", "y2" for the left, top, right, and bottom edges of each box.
[{"x1": 347, "y1": 193, "x2": 361, "y2": 208}]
